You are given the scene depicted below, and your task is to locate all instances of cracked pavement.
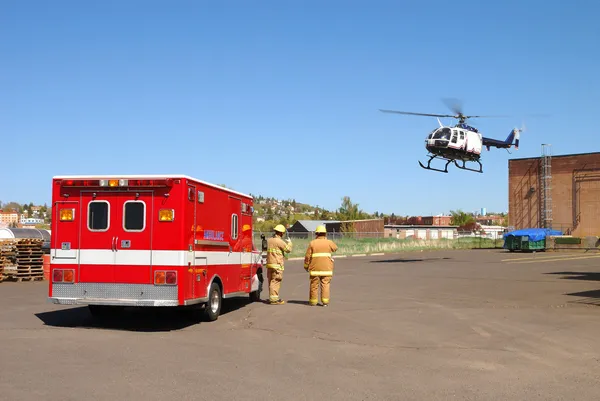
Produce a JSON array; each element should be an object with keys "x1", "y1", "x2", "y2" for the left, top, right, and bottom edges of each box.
[{"x1": 1, "y1": 249, "x2": 600, "y2": 400}]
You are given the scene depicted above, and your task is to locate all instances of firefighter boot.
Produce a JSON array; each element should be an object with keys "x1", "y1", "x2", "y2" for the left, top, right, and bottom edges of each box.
[{"x1": 321, "y1": 276, "x2": 332, "y2": 306}]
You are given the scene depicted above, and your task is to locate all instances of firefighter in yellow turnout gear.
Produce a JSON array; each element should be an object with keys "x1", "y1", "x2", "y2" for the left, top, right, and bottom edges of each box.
[
  {"x1": 265, "y1": 224, "x2": 293, "y2": 305},
  {"x1": 304, "y1": 225, "x2": 338, "y2": 306}
]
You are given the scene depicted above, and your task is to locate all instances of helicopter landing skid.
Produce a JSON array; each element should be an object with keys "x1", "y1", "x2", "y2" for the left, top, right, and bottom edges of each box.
[
  {"x1": 453, "y1": 159, "x2": 483, "y2": 173},
  {"x1": 418, "y1": 155, "x2": 452, "y2": 173}
]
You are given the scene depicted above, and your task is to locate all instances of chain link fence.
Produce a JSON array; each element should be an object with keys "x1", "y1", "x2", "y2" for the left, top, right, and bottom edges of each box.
[{"x1": 252, "y1": 230, "x2": 505, "y2": 258}]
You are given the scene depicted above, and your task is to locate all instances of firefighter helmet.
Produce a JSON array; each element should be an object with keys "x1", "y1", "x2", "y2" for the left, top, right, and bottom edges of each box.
[
  {"x1": 242, "y1": 224, "x2": 251, "y2": 232},
  {"x1": 315, "y1": 225, "x2": 326, "y2": 234},
  {"x1": 274, "y1": 224, "x2": 286, "y2": 233}
]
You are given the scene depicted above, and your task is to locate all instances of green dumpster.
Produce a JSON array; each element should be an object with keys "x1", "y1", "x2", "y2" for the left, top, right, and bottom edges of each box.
[{"x1": 503, "y1": 228, "x2": 562, "y2": 252}]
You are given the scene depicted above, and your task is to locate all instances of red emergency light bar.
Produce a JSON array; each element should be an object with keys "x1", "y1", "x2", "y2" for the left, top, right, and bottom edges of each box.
[{"x1": 58, "y1": 178, "x2": 176, "y2": 188}]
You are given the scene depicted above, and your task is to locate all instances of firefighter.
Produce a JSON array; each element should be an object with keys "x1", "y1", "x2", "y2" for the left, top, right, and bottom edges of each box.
[
  {"x1": 304, "y1": 225, "x2": 338, "y2": 306},
  {"x1": 233, "y1": 224, "x2": 254, "y2": 252},
  {"x1": 265, "y1": 224, "x2": 293, "y2": 305}
]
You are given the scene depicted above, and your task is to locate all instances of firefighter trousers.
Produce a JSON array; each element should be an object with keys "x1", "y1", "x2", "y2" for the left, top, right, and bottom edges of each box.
[
  {"x1": 309, "y1": 276, "x2": 331, "y2": 305},
  {"x1": 267, "y1": 268, "x2": 283, "y2": 302}
]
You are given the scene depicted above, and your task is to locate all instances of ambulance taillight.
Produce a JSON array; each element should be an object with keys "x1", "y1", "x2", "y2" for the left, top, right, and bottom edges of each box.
[{"x1": 154, "y1": 270, "x2": 177, "y2": 285}]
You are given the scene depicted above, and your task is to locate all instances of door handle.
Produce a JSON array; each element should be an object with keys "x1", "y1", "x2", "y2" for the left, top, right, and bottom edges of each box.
[
  {"x1": 115, "y1": 237, "x2": 119, "y2": 251},
  {"x1": 111, "y1": 236, "x2": 115, "y2": 251}
]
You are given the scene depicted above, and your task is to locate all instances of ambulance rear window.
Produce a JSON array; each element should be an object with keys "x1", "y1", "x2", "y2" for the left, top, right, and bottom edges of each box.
[
  {"x1": 124, "y1": 201, "x2": 145, "y2": 231},
  {"x1": 88, "y1": 201, "x2": 109, "y2": 231}
]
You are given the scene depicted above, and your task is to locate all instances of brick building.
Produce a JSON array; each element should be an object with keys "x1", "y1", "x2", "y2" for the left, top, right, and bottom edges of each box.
[
  {"x1": 385, "y1": 215, "x2": 452, "y2": 226},
  {"x1": 422, "y1": 215, "x2": 452, "y2": 226},
  {"x1": 508, "y1": 151, "x2": 600, "y2": 236}
]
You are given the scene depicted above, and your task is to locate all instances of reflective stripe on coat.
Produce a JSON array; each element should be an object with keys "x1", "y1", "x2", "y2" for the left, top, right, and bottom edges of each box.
[
  {"x1": 304, "y1": 236, "x2": 338, "y2": 275},
  {"x1": 266, "y1": 236, "x2": 292, "y2": 270}
]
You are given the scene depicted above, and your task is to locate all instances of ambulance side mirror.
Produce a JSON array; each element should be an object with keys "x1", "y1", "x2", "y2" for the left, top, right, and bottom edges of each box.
[{"x1": 261, "y1": 234, "x2": 267, "y2": 252}]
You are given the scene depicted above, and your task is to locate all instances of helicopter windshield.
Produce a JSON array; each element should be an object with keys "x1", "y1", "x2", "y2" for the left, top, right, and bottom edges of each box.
[{"x1": 432, "y1": 127, "x2": 451, "y2": 140}]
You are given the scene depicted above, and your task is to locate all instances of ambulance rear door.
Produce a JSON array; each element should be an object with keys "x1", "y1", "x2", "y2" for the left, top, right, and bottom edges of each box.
[{"x1": 112, "y1": 192, "x2": 153, "y2": 284}]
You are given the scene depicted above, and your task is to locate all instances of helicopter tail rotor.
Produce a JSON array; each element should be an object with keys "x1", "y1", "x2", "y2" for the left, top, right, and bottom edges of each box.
[{"x1": 513, "y1": 121, "x2": 526, "y2": 149}]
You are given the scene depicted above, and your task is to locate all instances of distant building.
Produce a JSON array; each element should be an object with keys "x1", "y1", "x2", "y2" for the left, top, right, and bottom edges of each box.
[
  {"x1": 287, "y1": 220, "x2": 339, "y2": 238},
  {"x1": 479, "y1": 225, "x2": 507, "y2": 240},
  {"x1": 422, "y1": 215, "x2": 452, "y2": 226},
  {"x1": 0, "y1": 210, "x2": 19, "y2": 225},
  {"x1": 325, "y1": 219, "x2": 384, "y2": 238},
  {"x1": 386, "y1": 215, "x2": 452, "y2": 226},
  {"x1": 20, "y1": 216, "x2": 44, "y2": 225},
  {"x1": 475, "y1": 215, "x2": 505, "y2": 226},
  {"x1": 384, "y1": 224, "x2": 458, "y2": 240},
  {"x1": 288, "y1": 218, "x2": 385, "y2": 238}
]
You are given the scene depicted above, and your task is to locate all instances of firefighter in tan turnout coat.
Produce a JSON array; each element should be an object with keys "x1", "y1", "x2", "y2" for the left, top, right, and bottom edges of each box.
[
  {"x1": 304, "y1": 225, "x2": 338, "y2": 306},
  {"x1": 265, "y1": 224, "x2": 293, "y2": 305}
]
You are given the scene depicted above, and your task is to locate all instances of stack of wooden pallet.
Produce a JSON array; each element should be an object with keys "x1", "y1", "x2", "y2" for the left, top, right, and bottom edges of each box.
[
  {"x1": 0, "y1": 239, "x2": 44, "y2": 282},
  {"x1": 0, "y1": 240, "x2": 17, "y2": 282}
]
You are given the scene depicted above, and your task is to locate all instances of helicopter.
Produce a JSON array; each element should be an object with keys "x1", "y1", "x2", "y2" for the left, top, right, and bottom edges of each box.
[{"x1": 379, "y1": 101, "x2": 525, "y2": 173}]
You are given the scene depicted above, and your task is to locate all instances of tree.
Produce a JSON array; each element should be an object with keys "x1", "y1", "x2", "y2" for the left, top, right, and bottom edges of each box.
[
  {"x1": 2, "y1": 202, "x2": 20, "y2": 212},
  {"x1": 337, "y1": 196, "x2": 361, "y2": 220},
  {"x1": 319, "y1": 210, "x2": 333, "y2": 220},
  {"x1": 450, "y1": 209, "x2": 475, "y2": 227},
  {"x1": 336, "y1": 196, "x2": 368, "y2": 232},
  {"x1": 459, "y1": 221, "x2": 483, "y2": 234}
]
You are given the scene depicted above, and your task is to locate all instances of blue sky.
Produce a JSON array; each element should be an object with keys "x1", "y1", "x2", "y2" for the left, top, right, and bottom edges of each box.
[{"x1": 1, "y1": 0, "x2": 598, "y2": 216}]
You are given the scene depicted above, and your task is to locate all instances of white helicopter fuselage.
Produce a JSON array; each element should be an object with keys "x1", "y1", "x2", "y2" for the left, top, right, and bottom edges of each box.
[{"x1": 425, "y1": 125, "x2": 483, "y2": 161}]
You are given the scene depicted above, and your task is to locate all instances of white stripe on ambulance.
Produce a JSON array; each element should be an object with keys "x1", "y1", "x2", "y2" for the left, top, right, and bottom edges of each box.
[{"x1": 50, "y1": 249, "x2": 261, "y2": 266}]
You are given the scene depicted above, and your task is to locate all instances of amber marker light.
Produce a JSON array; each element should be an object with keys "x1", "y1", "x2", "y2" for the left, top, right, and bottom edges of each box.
[
  {"x1": 60, "y1": 209, "x2": 75, "y2": 221},
  {"x1": 159, "y1": 209, "x2": 174, "y2": 221}
]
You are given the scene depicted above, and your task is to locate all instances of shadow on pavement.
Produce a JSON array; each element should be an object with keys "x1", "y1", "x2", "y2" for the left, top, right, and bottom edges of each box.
[
  {"x1": 564, "y1": 289, "x2": 600, "y2": 306},
  {"x1": 546, "y1": 272, "x2": 600, "y2": 306},
  {"x1": 287, "y1": 300, "x2": 312, "y2": 306},
  {"x1": 370, "y1": 257, "x2": 452, "y2": 264},
  {"x1": 35, "y1": 297, "x2": 253, "y2": 332},
  {"x1": 546, "y1": 272, "x2": 600, "y2": 281}
]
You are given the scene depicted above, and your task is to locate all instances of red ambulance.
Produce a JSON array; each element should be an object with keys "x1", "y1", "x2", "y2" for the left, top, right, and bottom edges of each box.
[{"x1": 48, "y1": 175, "x2": 264, "y2": 321}]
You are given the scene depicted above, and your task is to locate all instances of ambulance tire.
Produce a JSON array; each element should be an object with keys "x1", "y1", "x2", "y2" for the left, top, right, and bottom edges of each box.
[{"x1": 204, "y1": 282, "x2": 222, "y2": 322}]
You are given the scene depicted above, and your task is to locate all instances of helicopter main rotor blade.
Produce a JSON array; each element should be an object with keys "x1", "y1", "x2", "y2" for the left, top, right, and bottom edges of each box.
[
  {"x1": 441, "y1": 98, "x2": 510, "y2": 119},
  {"x1": 379, "y1": 109, "x2": 455, "y2": 118},
  {"x1": 462, "y1": 114, "x2": 510, "y2": 119},
  {"x1": 442, "y1": 97, "x2": 463, "y2": 116}
]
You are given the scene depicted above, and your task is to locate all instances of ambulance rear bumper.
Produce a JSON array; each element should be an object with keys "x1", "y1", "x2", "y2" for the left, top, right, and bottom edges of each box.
[{"x1": 49, "y1": 283, "x2": 180, "y2": 307}]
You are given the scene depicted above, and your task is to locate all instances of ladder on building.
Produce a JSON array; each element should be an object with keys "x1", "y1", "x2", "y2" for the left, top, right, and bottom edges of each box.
[{"x1": 540, "y1": 144, "x2": 553, "y2": 228}]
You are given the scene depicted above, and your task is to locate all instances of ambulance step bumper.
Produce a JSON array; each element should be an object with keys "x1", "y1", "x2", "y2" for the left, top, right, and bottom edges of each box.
[{"x1": 49, "y1": 283, "x2": 179, "y2": 307}]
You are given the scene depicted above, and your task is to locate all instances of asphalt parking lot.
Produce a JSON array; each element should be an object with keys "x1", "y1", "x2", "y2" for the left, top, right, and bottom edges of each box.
[{"x1": 1, "y1": 249, "x2": 600, "y2": 401}]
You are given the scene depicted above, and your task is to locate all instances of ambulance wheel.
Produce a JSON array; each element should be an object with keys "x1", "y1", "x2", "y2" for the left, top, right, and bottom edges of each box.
[{"x1": 204, "y1": 282, "x2": 222, "y2": 321}]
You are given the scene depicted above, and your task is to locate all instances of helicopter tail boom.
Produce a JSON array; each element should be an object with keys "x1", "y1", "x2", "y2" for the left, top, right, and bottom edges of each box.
[{"x1": 482, "y1": 128, "x2": 521, "y2": 150}]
